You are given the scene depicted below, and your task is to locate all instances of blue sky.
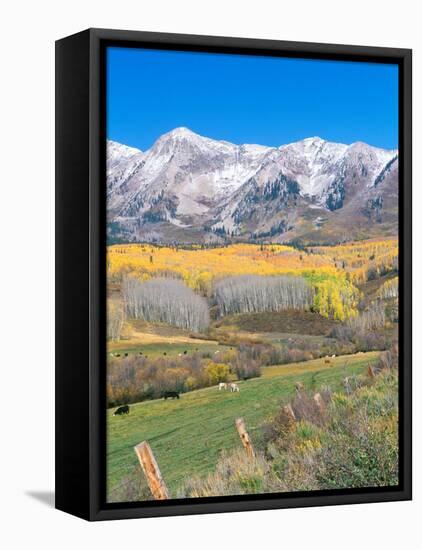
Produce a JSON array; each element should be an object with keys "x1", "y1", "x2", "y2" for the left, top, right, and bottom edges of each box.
[{"x1": 106, "y1": 47, "x2": 398, "y2": 151}]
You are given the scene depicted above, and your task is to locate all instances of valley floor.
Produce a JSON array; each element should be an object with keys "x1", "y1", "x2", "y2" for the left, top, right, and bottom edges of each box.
[{"x1": 106, "y1": 239, "x2": 398, "y2": 502}]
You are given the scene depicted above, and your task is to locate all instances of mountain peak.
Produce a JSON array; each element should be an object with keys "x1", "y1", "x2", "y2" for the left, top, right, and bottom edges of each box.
[
  {"x1": 279, "y1": 136, "x2": 336, "y2": 152},
  {"x1": 107, "y1": 139, "x2": 142, "y2": 155},
  {"x1": 349, "y1": 140, "x2": 373, "y2": 150},
  {"x1": 303, "y1": 136, "x2": 324, "y2": 143},
  {"x1": 152, "y1": 127, "x2": 205, "y2": 150},
  {"x1": 165, "y1": 126, "x2": 197, "y2": 139},
  {"x1": 149, "y1": 127, "x2": 206, "y2": 158}
]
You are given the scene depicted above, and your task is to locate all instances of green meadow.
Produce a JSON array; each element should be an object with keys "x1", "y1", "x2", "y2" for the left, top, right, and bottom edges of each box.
[{"x1": 107, "y1": 351, "x2": 379, "y2": 498}]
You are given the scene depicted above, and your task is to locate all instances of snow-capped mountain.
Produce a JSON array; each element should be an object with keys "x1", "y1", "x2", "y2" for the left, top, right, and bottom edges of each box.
[
  {"x1": 109, "y1": 127, "x2": 272, "y2": 219},
  {"x1": 107, "y1": 140, "x2": 145, "y2": 212},
  {"x1": 107, "y1": 128, "x2": 398, "y2": 244}
]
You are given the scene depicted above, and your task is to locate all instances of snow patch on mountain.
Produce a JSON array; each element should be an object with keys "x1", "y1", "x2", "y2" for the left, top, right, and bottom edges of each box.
[
  {"x1": 106, "y1": 128, "x2": 398, "y2": 241},
  {"x1": 279, "y1": 137, "x2": 347, "y2": 199}
]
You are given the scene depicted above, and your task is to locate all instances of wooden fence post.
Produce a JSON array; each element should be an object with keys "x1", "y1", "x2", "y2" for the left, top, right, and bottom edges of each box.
[
  {"x1": 283, "y1": 403, "x2": 296, "y2": 422},
  {"x1": 235, "y1": 417, "x2": 256, "y2": 458},
  {"x1": 313, "y1": 392, "x2": 325, "y2": 414},
  {"x1": 134, "y1": 441, "x2": 170, "y2": 500}
]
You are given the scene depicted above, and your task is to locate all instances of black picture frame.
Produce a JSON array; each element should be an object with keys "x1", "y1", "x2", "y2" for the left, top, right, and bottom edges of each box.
[{"x1": 55, "y1": 28, "x2": 412, "y2": 521}]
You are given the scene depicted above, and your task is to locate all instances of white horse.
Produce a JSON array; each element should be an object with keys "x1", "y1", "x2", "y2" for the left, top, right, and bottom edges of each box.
[
  {"x1": 229, "y1": 383, "x2": 240, "y2": 393},
  {"x1": 218, "y1": 382, "x2": 227, "y2": 391}
]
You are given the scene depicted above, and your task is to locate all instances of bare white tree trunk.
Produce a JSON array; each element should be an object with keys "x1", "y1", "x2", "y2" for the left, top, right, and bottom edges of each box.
[
  {"x1": 122, "y1": 276, "x2": 210, "y2": 332},
  {"x1": 213, "y1": 274, "x2": 313, "y2": 317}
]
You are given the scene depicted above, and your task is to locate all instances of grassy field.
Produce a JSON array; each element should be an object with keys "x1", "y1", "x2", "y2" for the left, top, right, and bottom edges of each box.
[
  {"x1": 107, "y1": 311, "x2": 338, "y2": 358},
  {"x1": 108, "y1": 341, "x2": 228, "y2": 359},
  {"x1": 107, "y1": 318, "x2": 230, "y2": 358},
  {"x1": 107, "y1": 351, "x2": 380, "y2": 500}
]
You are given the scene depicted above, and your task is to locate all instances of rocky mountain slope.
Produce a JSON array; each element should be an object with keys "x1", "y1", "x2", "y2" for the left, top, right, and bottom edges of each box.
[{"x1": 107, "y1": 127, "x2": 398, "y2": 244}]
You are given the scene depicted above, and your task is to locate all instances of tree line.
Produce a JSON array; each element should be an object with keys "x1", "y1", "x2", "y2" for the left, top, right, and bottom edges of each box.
[
  {"x1": 122, "y1": 276, "x2": 210, "y2": 333},
  {"x1": 107, "y1": 346, "x2": 263, "y2": 407},
  {"x1": 213, "y1": 275, "x2": 313, "y2": 317}
]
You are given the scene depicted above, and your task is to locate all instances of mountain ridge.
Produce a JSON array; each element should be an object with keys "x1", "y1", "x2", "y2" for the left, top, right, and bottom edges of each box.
[{"x1": 107, "y1": 128, "x2": 398, "y2": 245}]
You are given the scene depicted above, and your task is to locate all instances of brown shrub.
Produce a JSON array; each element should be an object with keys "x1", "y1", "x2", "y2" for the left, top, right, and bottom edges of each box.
[
  {"x1": 376, "y1": 345, "x2": 398, "y2": 372},
  {"x1": 107, "y1": 466, "x2": 153, "y2": 503},
  {"x1": 178, "y1": 449, "x2": 279, "y2": 498},
  {"x1": 291, "y1": 390, "x2": 328, "y2": 427}
]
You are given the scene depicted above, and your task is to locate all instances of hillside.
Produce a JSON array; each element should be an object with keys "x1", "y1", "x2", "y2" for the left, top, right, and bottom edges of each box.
[
  {"x1": 180, "y1": 362, "x2": 398, "y2": 498},
  {"x1": 107, "y1": 351, "x2": 380, "y2": 501}
]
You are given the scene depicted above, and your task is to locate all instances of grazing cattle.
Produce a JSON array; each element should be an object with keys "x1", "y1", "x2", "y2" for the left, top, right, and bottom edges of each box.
[
  {"x1": 115, "y1": 354, "x2": 120, "y2": 357},
  {"x1": 113, "y1": 405, "x2": 130, "y2": 416},
  {"x1": 139, "y1": 352, "x2": 143, "y2": 355},
  {"x1": 163, "y1": 391, "x2": 180, "y2": 400},
  {"x1": 324, "y1": 359, "x2": 330, "y2": 364},
  {"x1": 229, "y1": 383, "x2": 240, "y2": 393},
  {"x1": 178, "y1": 353, "x2": 182, "y2": 357},
  {"x1": 218, "y1": 382, "x2": 227, "y2": 391},
  {"x1": 124, "y1": 353, "x2": 128, "y2": 357},
  {"x1": 183, "y1": 350, "x2": 187, "y2": 355},
  {"x1": 331, "y1": 354, "x2": 336, "y2": 358},
  {"x1": 214, "y1": 350, "x2": 220, "y2": 355}
]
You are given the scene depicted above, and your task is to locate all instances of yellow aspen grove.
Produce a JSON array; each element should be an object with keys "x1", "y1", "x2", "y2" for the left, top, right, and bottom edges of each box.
[{"x1": 107, "y1": 239, "x2": 396, "y2": 321}]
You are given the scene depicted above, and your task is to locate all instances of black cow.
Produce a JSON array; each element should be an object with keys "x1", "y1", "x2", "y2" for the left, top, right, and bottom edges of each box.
[
  {"x1": 163, "y1": 391, "x2": 180, "y2": 400},
  {"x1": 113, "y1": 405, "x2": 130, "y2": 416}
]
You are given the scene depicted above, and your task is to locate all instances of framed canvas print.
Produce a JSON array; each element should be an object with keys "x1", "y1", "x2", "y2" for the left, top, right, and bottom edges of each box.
[{"x1": 55, "y1": 28, "x2": 412, "y2": 521}]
